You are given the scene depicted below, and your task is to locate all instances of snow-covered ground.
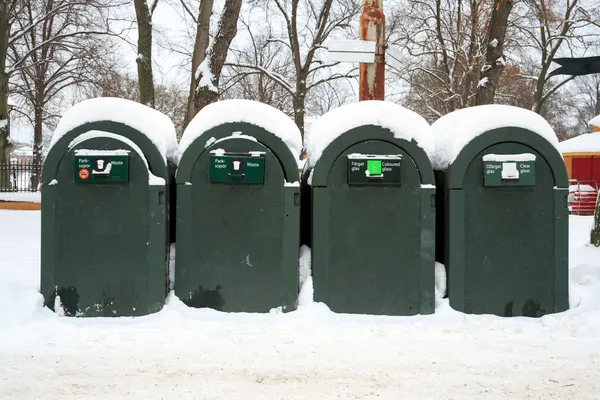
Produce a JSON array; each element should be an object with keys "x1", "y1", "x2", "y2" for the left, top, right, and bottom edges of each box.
[{"x1": 1, "y1": 211, "x2": 600, "y2": 399}]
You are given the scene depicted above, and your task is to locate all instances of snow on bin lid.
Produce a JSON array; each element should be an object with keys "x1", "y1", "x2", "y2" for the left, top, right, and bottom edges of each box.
[
  {"x1": 557, "y1": 132, "x2": 600, "y2": 154},
  {"x1": 179, "y1": 99, "x2": 303, "y2": 160},
  {"x1": 49, "y1": 97, "x2": 179, "y2": 165},
  {"x1": 430, "y1": 104, "x2": 559, "y2": 170},
  {"x1": 305, "y1": 100, "x2": 433, "y2": 169},
  {"x1": 590, "y1": 114, "x2": 600, "y2": 128}
]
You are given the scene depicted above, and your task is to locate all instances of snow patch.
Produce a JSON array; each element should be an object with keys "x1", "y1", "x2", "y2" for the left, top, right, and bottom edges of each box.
[
  {"x1": 284, "y1": 181, "x2": 300, "y2": 187},
  {"x1": 196, "y1": 59, "x2": 218, "y2": 93},
  {"x1": 477, "y1": 77, "x2": 489, "y2": 88},
  {"x1": 589, "y1": 114, "x2": 600, "y2": 128},
  {"x1": 298, "y1": 245, "x2": 313, "y2": 306},
  {"x1": 482, "y1": 153, "x2": 536, "y2": 162},
  {"x1": 430, "y1": 105, "x2": 559, "y2": 170},
  {"x1": 490, "y1": 38, "x2": 499, "y2": 47},
  {"x1": 435, "y1": 262, "x2": 447, "y2": 299},
  {"x1": 180, "y1": 99, "x2": 302, "y2": 160},
  {"x1": 50, "y1": 97, "x2": 179, "y2": 164},
  {"x1": 305, "y1": 101, "x2": 433, "y2": 170},
  {"x1": 0, "y1": 192, "x2": 41, "y2": 203},
  {"x1": 169, "y1": 243, "x2": 176, "y2": 291}
]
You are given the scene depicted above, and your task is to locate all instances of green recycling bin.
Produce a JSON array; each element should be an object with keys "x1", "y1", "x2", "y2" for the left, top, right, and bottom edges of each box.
[
  {"x1": 175, "y1": 99, "x2": 302, "y2": 313},
  {"x1": 432, "y1": 105, "x2": 569, "y2": 317},
  {"x1": 41, "y1": 97, "x2": 179, "y2": 317},
  {"x1": 303, "y1": 101, "x2": 436, "y2": 316}
]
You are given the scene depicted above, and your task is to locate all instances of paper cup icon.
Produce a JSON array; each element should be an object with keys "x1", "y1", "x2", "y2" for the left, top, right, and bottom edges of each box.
[{"x1": 233, "y1": 161, "x2": 241, "y2": 171}]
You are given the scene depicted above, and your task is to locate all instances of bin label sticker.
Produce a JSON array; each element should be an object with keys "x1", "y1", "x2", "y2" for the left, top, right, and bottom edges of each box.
[
  {"x1": 210, "y1": 153, "x2": 265, "y2": 184},
  {"x1": 482, "y1": 154, "x2": 536, "y2": 187},
  {"x1": 347, "y1": 154, "x2": 402, "y2": 186},
  {"x1": 73, "y1": 152, "x2": 129, "y2": 183}
]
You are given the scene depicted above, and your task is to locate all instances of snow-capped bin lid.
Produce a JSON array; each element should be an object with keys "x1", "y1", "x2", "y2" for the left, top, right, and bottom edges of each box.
[
  {"x1": 433, "y1": 105, "x2": 567, "y2": 190},
  {"x1": 179, "y1": 99, "x2": 302, "y2": 161},
  {"x1": 557, "y1": 132, "x2": 600, "y2": 154},
  {"x1": 49, "y1": 97, "x2": 179, "y2": 165},
  {"x1": 305, "y1": 101, "x2": 435, "y2": 187},
  {"x1": 43, "y1": 98, "x2": 177, "y2": 183},
  {"x1": 177, "y1": 100, "x2": 302, "y2": 183},
  {"x1": 430, "y1": 105, "x2": 559, "y2": 171},
  {"x1": 305, "y1": 100, "x2": 434, "y2": 171},
  {"x1": 589, "y1": 114, "x2": 600, "y2": 128}
]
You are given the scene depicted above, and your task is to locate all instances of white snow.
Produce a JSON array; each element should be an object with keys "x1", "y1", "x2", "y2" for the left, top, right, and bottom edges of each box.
[
  {"x1": 589, "y1": 114, "x2": 600, "y2": 128},
  {"x1": 421, "y1": 183, "x2": 435, "y2": 189},
  {"x1": 305, "y1": 101, "x2": 433, "y2": 170},
  {"x1": 569, "y1": 184, "x2": 597, "y2": 193},
  {"x1": 431, "y1": 105, "x2": 560, "y2": 170},
  {"x1": 347, "y1": 153, "x2": 403, "y2": 160},
  {"x1": 558, "y1": 132, "x2": 600, "y2": 153},
  {"x1": 482, "y1": 153, "x2": 536, "y2": 162},
  {"x1": 2, "y1": 210, "x2": 600, "y2": 398},
  {"x1": 298, "y1": 245, "x2": 313, "y2": 306},
  {"x1": 48, "y1": 179, "x2": 57, "y2": 186},
  {"x1": 434, "y1": 262, "x2": 447, "y2": 299},
  {"x1": 495, "y1": 56, "x2": 506, "y2": 66},
  {"x1": 477, "y1": 77, "x2": 489, "y2": 88},
  {"x1": 180, "y1": 99, "x2": 302, "y2": 160},
  {"x1": 49, "y1": 97, "x2": 179, "y2": 164},
  {"x1": 73, "y1": 149, "x2": 130, "y2": 157},
  {"x1": 284, "y1": 180, "x2": 300, "y2": 187},
  {"x1": 196, "y1": 59, "x2": 218, "y2": 93},
  {"x1": 0, "y1": 192, "x2": 40, "y2": 203},
  {"x1": 490, "y1": 38, "x2": 499, "y2": 47}
]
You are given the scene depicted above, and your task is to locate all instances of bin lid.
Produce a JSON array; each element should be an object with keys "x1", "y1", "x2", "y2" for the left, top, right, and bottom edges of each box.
[
  {"x1": 305, "y1": 100, "x2": 433, "y2": 170},
  {"x1": 430, "y1": 105, "x2": 559, "y2": 171},
  {"x1": 179, "y1": 99, "x2": 302, "y2": 160},
  {"x1": 49, "y1": 97, "x2": 179, "y2": 165}
]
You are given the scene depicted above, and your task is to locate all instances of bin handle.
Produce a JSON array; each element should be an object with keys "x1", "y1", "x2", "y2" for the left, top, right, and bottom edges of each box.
[{"x1": 228, "y1": 173, "x2": 246, "y2": 178}]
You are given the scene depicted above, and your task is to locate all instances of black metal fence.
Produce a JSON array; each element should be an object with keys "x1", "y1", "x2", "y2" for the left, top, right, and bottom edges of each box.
[{"x1": 0, "y1": 160, "x2": 42, "y2": 192}]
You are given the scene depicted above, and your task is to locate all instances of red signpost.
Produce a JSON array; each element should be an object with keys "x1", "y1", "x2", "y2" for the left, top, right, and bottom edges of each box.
[{"x1": 359, "y1": 0, "x2": 385, "y2": 101}]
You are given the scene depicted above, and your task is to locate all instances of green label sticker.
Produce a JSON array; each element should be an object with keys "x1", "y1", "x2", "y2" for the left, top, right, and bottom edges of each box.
[
  {"x1": 367, "y1": 160, "x2": 382, "y2": 176},
  {"x1": 210, "y1": 153, "x2": 265, "y2": 184},
  {"x1": 482, "y1": 157, "x2": 536, "y2": 187},
  {"x1": 347, "y1": 154, "x2": 402, "y2": 186},
  {"x1": 74, "y1": 153, "x2": 129, "y2": 183}
]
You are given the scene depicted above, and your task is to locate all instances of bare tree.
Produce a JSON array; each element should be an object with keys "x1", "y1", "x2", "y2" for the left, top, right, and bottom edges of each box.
[
  {"x1": 390, "y1": 0, "x2": 488, "y2": 121},
  {"x1": 9, "y1": 1, "x2": 120, "y2": 176},
  {"x1": 221, "y1": 20, "x2": 293, "y2": 112},
  {"x1": 511, "y1": 0, "x2": 600, "y2": 113},
  {"x1": 134, "y1": 0, "x2": 159, "y2": 107},
  {"x1": 225, "y1": 0, "x2": 360, "y2": 152},
  {"x1": 0, "y1": 0, "x2": 121, "y2": 188}
]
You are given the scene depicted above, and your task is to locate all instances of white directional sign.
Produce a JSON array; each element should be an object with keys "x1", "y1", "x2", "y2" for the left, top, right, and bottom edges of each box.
[
  {"x1": 327, "y1": 40, "x2": 377, "y2": 63},
  {"x1": 385, "y1": 45, "x2": 403, "y2": 73}
]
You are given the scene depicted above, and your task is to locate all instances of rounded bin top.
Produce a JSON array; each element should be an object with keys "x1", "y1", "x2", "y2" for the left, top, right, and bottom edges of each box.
[
  {"x1": 430, "y1": 105, "x2": 559, "y2": 171},
  {"x1": 49, "y1": 97, "x2": 179, "y2": 165},
  {"x1": 305, "y1": 100, "x2": 433, "y2": 170},
  {"x1": 179, "y1": 99, "x2": 302, "y2": 160},
  {"x1": 43, "y1": 98, "x2": 177, "y2": 183}
]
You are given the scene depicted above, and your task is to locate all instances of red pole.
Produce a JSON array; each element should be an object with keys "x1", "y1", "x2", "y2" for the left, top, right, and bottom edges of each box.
[{"x1": 359, "y1": 0, "x2": 385, "y2": 101}]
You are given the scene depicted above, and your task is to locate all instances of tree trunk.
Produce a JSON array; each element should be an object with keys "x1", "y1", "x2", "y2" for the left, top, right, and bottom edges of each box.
[
  {"x1": 193, "y1": 0, "x2": 242, "y2": 115},
  {"x1": 293, "y1": 81, "x2": 306, "y2": 159},
  {"x1": 134, "y1": 0, "x2": 155, "y2": 108},
  {"x1": 592, "y1": 196, "x2": 600, "y2": 247},
  {"x1": 30, "y1": 104, "x2": 43, "y2": 190},
  {"x1": 475, "y1": 0, "x2": 513, "y2": 105},
  {"x1": 183, "y1": 0, "x2": 213, "y2": 130},
  {"x1": 0, "y1": 3, "x2": 11, "y2": 188}
]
